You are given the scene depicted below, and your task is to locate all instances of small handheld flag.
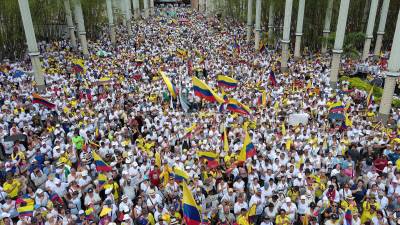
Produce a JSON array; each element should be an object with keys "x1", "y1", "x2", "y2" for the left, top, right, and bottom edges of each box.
[
  {"x1": 32, "y1": 93, "x2": 56, "y2": 109},
  {"x1": 160, "y1": 71, "x2": 178, "y2": 99},
  {"x1": 192, "y1": 76, "x2": 225, "y2": 104},
  {"x1": 217, "y1": 75, "x2": 238, "y2": 89},
  {"x1": 182, "y1": 182, "x2": 201, "y2": 225},
  {"x1": 92, "y1": 151, "x2": 112, "y2": 172}
]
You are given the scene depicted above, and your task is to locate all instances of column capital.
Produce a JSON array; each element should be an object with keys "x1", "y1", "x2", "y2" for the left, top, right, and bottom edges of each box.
[
  {"x1": 281, "y1": 40, "x2": 290, "y2": 44},
  {"x1": 332, "y1": 49, "x2": 343, "y2": 54},
  {"x1": 255, "y1": 28, "x2": 262, "y2": 32},
  {"x1": 366, "y1": 35, "x2": 373, "y2": 39},
  {"x1": 295, "y1": 32, "x2": 303, "y2": 36},
  {"x1": 268, "y1": 25, "x2": 274, "y2": 28},
  {"x1": 28, "y1": 51, "x2": 40, "y2": 57},
  {"x1": 386, "y1": 71, "x2": 400, "y2": 77},
  {"x1": 79, "y1": 31, "x2": 86, "y2": 35},
  {"x1": 323, "y1": 30, "x2": 330, "y2": 34},
  {"x1": 68, "y1": 26, "x2": 75, "y2": 29},
  {"x1": 377, "y1": 31, "x2": 385, "y2": 35}
]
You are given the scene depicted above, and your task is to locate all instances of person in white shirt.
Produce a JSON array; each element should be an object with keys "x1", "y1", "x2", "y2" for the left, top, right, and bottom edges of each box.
[
  {"x1": 249, "y1": 188, "x2": 266, "y2": 224},
  {"x1": 264, "y1": 203, "x2": 278, "y2": 219},
  {"x1": 146, "y1": 189, "x2": 162, "y2": 211},
  {"x1": 221, "y1": 188, "x2": 236, "y2": 205},
  {"x1": 280, "y1": 197, "x2": 297, "y2": 222},
  {"x1": 233, "y1": 177, "x2": 245, "y2": 192},
  {"x1": 233, "y1": 194, "x2": 248, "y2": 215}
]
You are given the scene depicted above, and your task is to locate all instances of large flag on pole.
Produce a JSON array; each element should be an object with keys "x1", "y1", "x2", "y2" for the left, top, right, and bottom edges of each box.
[
  {"x1": 182, "y1": 182, "x2": 201, "y2": 225},
  {"x1": 217, "y1": 75, "x2": 238, "y2": 89}
]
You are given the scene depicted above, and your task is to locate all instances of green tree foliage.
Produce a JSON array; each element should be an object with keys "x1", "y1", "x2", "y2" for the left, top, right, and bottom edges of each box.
[{"x1": 1, "y1": 0, "x2": 399, "y2": 61}]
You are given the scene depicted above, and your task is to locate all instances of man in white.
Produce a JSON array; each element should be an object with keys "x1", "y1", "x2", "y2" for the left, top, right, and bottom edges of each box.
[{"x1": 281, "y1": 197, "x2": 297, "y2": 222}]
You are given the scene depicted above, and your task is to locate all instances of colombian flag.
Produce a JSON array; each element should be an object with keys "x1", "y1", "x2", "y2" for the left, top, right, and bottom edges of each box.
[
  {"x1": 16, "y1": 196, "x2": 35, "y2": 217},
  {"x1": 197, "y1": 151, "x2": 219, "y2": 168},
  {"x1": 182, "y1": 182, "x2": 201, "y2": 225},
  {"x1": 97, "y1": 173, "x2": 108, "y2": 186},
  {"x1": 32, "y1": 93, "x2": 56, "y2": 109},
  {"x1": 72, "y1": 59, "x2": 85, "y2": 74},
  {"x1": 226, "y1": 99, "x2": 252, "y2": 115},
  {"x1": 160, "y1": 71, "x2": 178, "y2": 99},
  {"x1": 92, "y1": 151, "x2": 112, "y2": 172},
  {"x1": 269, "y1": 71, "x2": 277, "y2": 86},
  {"x1": 238, "y1": 132, "x2": 256, "y2": 161},
  {"x1": 192, "y1": 76, "x2": 225, "y2": 104},
  {"x1": 329, "y1": 101, "x2": 344, "y2": 113},
  {"x1": 174, "y1": 167, "x2": 189, "y2": 182},
  {"x1": 257, "y1": 91, "x2": 267, "y2": 107},
  {"x1": 217, "y1": 75, "x2": 238, "y2": 89}
]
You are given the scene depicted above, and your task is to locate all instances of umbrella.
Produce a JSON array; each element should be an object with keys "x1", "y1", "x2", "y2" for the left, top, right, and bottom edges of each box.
[{"x1": 96, "y1": 50, "x2": 111, "y2": 57}]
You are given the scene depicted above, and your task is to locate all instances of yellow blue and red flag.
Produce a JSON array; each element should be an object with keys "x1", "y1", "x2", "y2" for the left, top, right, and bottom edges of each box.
[
  {"x1": 226, "y1": 99, "x2": 252, "y2": 115},
  {"x1": 174, "y1": 167, "x2": 189, "y2": 182},
  {"x1": 32, "y1": 93, "x2": 56, "y2": 109},
  {"x1": 182, "y1": 182, "x2": 201, "y2": 225},
  {"x1": 217, "y1": 75, "x2": 238, "y2": 89},
  {"x1": 92, "y1": 151, "x2": 112, "y2": 172},
  {"x1": 238, "y1": 131, "x2": 256, "y2": 161},
  {"x1": 192, "y1": 76, "x2": 225, "y2": 104}
]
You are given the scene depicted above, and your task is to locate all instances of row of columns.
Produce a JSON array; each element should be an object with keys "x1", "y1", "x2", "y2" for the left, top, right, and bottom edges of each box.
[
  {"x1": 244, "y1": 0, "x2": 400, "y2": 121},
  {"x1": 18, "y1": 0, "x2": 156, "y2": 90}
]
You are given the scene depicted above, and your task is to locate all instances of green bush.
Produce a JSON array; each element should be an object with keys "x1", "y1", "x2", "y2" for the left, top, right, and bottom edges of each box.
[{"x1": 340, "y1": 75, "x2": 399, "y2": 108}]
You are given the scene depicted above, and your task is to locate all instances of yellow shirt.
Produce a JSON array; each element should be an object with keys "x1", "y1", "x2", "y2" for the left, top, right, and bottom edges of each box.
[
  {"x1": 275, "y1": 215, "x2": 290, "y2": 225},
  {"x1": 3, "y1": 179, "x2": 21, "y2": 198},
  {"x1": 103, "y1": 182, "x2": 119, "y2": 201},
  {"x1": 237, "y1": 215, "x2": 250, "y2": 225}
]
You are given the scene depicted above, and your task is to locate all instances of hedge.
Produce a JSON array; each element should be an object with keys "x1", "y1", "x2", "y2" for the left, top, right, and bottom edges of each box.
[{"x1": 339, "y1": 76, "x2": 400, "y2": 108}]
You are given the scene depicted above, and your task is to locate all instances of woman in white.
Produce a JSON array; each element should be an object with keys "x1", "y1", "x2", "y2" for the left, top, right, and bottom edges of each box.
[{"x1": 339, "y1": 184, "x2": 353, "y2": 200}]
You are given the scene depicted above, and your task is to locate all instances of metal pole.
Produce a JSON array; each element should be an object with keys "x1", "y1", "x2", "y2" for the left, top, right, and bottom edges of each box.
[
  {"x1": 379, "y1": 9, "x2": 400, "y2": 123},
  {"x1": 322, "y1": 0, "x2": 333, "y2": 54},
  {"x1": 294, "y1": 0, "x2": 305, "y2": 60},
  {"x1": 374, "y1": 0, "x2": 390, "y2": 57},
  {"x1": 246, "y1": 0, "x2": 254, "y2": 43},
  {"x1": 72, "y1": 0, "x2": 89, "y2": 57},
  {"x1": 329, "y1": 0, "x2": 350, "y2": 88},
  {"x1": 362, "y1": 0, "x2": 379, "y2": 60},
  {"x1": 17, "y1": 0, "x2": 45, "y2": 90},
  {"x1": 106, "y1": 0, "x2": 116, "y2": 45},
  {"x1": 281, "y1": 0, "x2": 293, "y2": 71},
  {"x1": 254, "y1": 0, "x2": 262, "y2": 50},
  {"x1": 64, "y1": 0, "x2": 77, "y2": 50}
]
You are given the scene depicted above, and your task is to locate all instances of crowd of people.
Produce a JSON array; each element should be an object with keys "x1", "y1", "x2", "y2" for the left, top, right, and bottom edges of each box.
[{"x1": 0, "y1": 6, "x2": 399, "y2": 225}]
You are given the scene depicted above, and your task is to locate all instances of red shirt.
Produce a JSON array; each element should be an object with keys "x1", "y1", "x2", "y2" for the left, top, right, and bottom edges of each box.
[{"x1": 149, "y1": 169, "x2": 161, "y2": 186}]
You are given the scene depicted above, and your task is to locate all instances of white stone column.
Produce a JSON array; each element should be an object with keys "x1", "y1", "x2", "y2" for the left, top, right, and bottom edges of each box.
[
  {"x1": 123, "y1": 0, "x2": 132, "y2": 36},
  {"x1": 106, "y1": 0, "x2": 116, "y2": 45},
  {"x1": 132, "y1": 0, "x2": 140, "y2": 20},
  {"x1": 268, "y1": 3, "x2": 275, "y2": 46},
  {"x1": 143, "y1": 0, "x2": 149, "y2": 19},
  {"x1": 374, "y1": 0, "x2": 390, "y2": 56},
  {"x1": 191, "y1": 0, "x2": 199, "y2": 11},
  {"x1": 322, "y1": 0, "x2": 333, "y2": 54},
  {"x1": 362, "y1": 0, "x2": 379, "y2": 60},
  {"x1": 254, "y1": 0, "x2": 262, "y2": 50},
  {"x1": 246, "y1": 0, "x2": 253, "y2": 43},
  {"x1": 64, "y1": 0, "x2": 77, "y2": 50},
  {"x1": 379, "y1": 9, "x2": 400, "y2": 123},
  {"x1": 120, "y1": 0, "x2": 127, "y2": 26},
  {"x1": 112, "y1": 0, "x2": 119, "y2": 23},
  {"x1": 149, "y1": 0, "x2": 155, "y2": 16},
  {"x1": 72, "y1": 0, "x2": 89, "y2": 57},
  {"x1": 17, "y1": 0, "x2": 45, "y2": 89},
  {"x1": 294, "y1": 0, "x2": 305, "y2": 60},
  {"x1": 281, "y1": 0, "x2": 293, "y2": 71},
  {"x1": 329, "y1": 0, "x2": 350, "y2": 88}
]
